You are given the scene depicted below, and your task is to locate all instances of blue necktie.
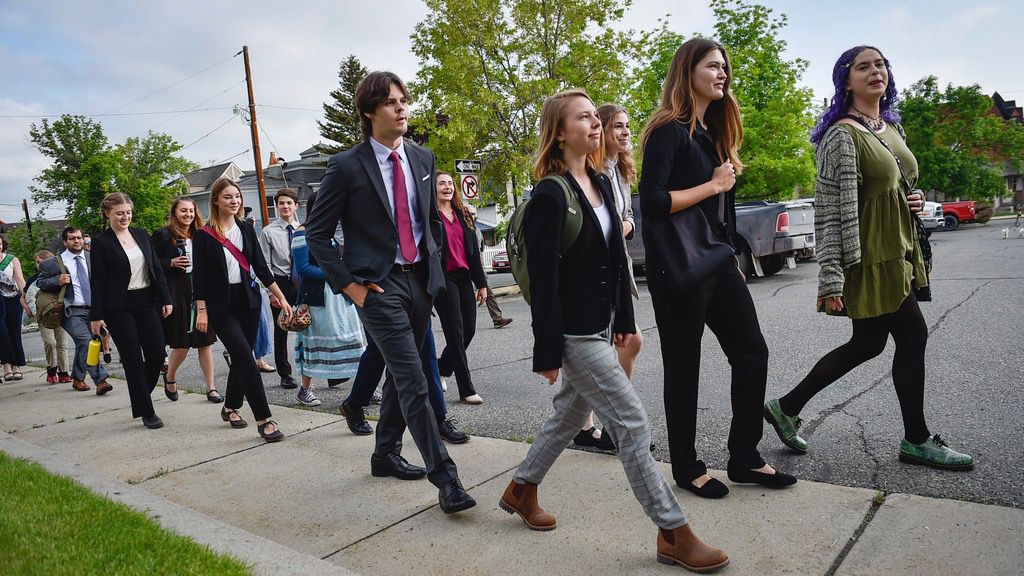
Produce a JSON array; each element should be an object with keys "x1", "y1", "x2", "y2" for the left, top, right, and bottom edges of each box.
[
  {"x1": 75, "y1": 255, "x2": 91, "y2": 306},
  {"x1": 286, "y1": 224, "x2": 299, "y2": 289}
]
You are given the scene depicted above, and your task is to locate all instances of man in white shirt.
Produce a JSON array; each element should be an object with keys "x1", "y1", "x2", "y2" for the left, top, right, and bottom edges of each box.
[{"x1": 36, "y1": 227, "x2": 111, "y2": 394}]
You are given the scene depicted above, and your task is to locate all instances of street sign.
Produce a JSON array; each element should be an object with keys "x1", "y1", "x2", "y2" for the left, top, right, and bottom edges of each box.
[
  {"x1": 460, "y1": 174, "x2": 479, "y2": 200},
  {"x1": 455, "y1": 159, "x2": 481, "y2": 173}
]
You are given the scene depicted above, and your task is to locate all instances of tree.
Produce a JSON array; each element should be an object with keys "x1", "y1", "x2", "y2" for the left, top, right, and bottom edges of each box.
[
  {"x1": 317, "y1": 55, "x2": 369, "y2": 154},
  {"x1": 711, "y1": 0, "x2": 815, "y2": 200},
  {"x1": 411, "y1": 0, "x2": 654, "y2": 206},
  {"x1": 626, "y1": 25, "x2": 685, "y2": 130},
  {"x1": 28, "y1": 115, "x2": 195, "y2": 232},
  {"x1": 6, "y1": 216, "x2": 58, "y2": 278},
  {"x1": 900, "y1": 76, "x2": 1024, "y2": 201}
]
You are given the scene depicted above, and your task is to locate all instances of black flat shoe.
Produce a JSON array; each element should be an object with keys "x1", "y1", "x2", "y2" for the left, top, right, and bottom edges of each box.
[
  {"x1": 206, "y1": 389, "x2": 224, "y2": 403},
  {"x1": 258, "y1": 420, "x2": 284, "y2": 443},
  {"x1": 327, "y1": 378, "x2": 350, "y2": 388},
  {"x1": 727, "y1": 467, "x2": 797, "y2": 488},
  {"x1": 678, "y1": 477, "x2": 729, "y2": 499},
  {"x1": 162, "y1": 373, "x2": 178, "y2": 401},
  {"x1": 221, "y1": 407, "x2": 247, "y2": 429},
  {"x1": 142, "y1": 415, "x2": 164, "y2": 429},
  {"x1": 573, "y1": 426, "x2": 615, "y2": 450}
]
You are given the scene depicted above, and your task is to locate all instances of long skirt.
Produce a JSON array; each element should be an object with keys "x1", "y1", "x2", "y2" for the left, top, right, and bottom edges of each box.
[
  {"x1": 253, "y1": 291, "x2": 273, "y2": 359},
  {"x1": 295, "y1": 285, "x2": 365, "y2": 379}
]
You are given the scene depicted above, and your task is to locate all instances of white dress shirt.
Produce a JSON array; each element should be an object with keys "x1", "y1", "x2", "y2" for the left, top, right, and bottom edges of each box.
[
  {"x1": 369, "y1": 137, "x2": 424, "y2": 264},
  {"x1": 60, "y1": 250, "x2": 88, "y2": 306}
]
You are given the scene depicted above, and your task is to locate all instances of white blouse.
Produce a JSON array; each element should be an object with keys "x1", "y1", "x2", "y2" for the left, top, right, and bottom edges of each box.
[
  {"x1": 124, "y1": 244, "x2": 151, "y2": 290},
  {"x1": 223, "y1": 224, "x2": 244, "y2": 285}
]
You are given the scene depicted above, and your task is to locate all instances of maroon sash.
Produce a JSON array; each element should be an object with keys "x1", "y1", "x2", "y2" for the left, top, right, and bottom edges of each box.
[{"x1": 200, "y1": 225, "x2": 257, "y2": 287}]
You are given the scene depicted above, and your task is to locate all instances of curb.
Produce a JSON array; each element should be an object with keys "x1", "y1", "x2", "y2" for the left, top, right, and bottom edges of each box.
[
  {"x1": 0, "y1": 430, "x2": 358, "y2": 576},
  {"x1": 491, "y1": 284, "x2": 521, "y2": 297}
]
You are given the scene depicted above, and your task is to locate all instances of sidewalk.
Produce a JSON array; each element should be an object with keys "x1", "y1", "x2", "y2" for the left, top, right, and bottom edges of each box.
[{"x1": 2, "y1": 367, "x2": 1021, "y2": 575}]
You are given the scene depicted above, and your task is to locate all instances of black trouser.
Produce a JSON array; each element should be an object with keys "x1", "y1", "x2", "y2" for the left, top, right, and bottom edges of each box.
[
  {"x1": 355, "y1": 267, "x2": 457, "y2": 488},
  {"x1": 779, "y1": 293, "x2": 930, "y2": 443},
  {"x1": 104, "y1": 289, "x2": 166, "y2": 419},
  {"x1": 0, "y1": 295, "x2": 26, "y2": 365},
  {"x1": 650, "y1": 267, "x2": 768, "y2": 484},
  {"x1": 213, "y1": 284, "x2": 272, "y2": 421},
  {"x1": 271, "y1": 274, "x2": 296, "y2": 380},
  {"x1": 434, "y1": 268, "x2": 477, "y2": 398},
  {"x1": 346, "y1": 326, "x2": 446, "y2": 418}
]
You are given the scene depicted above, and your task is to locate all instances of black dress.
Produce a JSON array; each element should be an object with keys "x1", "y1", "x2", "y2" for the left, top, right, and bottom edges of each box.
[{"x1": 151, "y1": 227, "x2": 217, "y2": 349}]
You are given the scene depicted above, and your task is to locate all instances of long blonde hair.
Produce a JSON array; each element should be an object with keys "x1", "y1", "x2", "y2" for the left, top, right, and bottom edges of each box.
[
  {"x1": 641, "y1": 38, "x2": 744, "y2": 172},
  {"x1": 598, "y1": 103, "x2": 637, "y2": 184},
  {"x1": 166, "y1": 196, "x2": 204, "y2": 241},
  {"x1": 533, "y1": 89, "x2": 604, "y2": 180},
  {"x1": 207, "y1": 177, "x2": 243, "y2": 237}
]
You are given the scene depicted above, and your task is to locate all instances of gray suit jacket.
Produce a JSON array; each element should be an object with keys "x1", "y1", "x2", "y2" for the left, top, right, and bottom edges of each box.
[
  {"x1": 36, "y1": 252, "x2": 88, "y2": 308},
  {"x1": 305, "y1": 139, "x2": 445, "y2": 298}
]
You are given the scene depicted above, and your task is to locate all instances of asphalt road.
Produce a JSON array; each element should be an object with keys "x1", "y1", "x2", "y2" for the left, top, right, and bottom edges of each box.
[{"x1": 24, "y1": 222, "x2": 1022, "y2": 508}]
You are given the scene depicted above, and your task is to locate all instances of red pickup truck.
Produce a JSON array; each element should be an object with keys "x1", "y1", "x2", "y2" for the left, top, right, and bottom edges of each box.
[{"x1": 941, "y1": 201, "x2": 976, "y2": 231}]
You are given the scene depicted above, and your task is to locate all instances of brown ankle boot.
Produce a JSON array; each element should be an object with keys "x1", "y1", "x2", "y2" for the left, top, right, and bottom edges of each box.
[
  {"x1": 657, "y1": 524, "x2": 729, "y2": 573},
  {"x1": 499, "y1": 480, "x2": 556, "y2": 531}
]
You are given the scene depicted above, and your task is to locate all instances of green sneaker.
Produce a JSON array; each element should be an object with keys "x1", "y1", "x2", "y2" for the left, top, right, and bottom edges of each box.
[
  {"x1": 899, "y1": 435, "x2": 973, "y2": 471},
  {"x1": 763, "y1": 399, "x2": 807, "y2": 453}
]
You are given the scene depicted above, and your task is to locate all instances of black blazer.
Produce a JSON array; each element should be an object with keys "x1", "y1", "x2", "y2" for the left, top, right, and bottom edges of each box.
[
  {"x1": 638, "y1": 120, "x2": 740, "y2": 287},
  {"x1": 442, "y1": 207, "x2": 487, "y2": 290},
  {"x1": 305, "y1": 140, "x2": 446, "y2": 299},
  {"x1": 192, "y1": 220, "x2": 276, "y2": 322},
  {"x1": 90, "y1": 227, "x2": 172, "y2": 321},
  {"x1": 150, "y1": 227, "x2": 187, "y2": 283},
  {"x1": 525, "y1": 170, "x2": 635, "y2": 372}
]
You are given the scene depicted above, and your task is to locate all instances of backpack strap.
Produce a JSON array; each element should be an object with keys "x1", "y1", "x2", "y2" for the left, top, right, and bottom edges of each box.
[{"x1": 539, "y1": 174, "x2": 583, "y2": 253}]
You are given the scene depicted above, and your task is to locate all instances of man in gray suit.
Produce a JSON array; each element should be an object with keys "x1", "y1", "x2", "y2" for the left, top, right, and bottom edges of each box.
[
  {"x1": 36, "y1": 226, "x2": 111, "y2": 394},
  {"x1": 306, "y1": 71, "x2": 474, "y2": 514}
]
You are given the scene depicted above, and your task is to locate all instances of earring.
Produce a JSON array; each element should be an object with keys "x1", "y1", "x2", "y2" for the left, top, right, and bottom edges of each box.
[{"x1": 558, "y1": 141, "x2": 565, "y2": 151}]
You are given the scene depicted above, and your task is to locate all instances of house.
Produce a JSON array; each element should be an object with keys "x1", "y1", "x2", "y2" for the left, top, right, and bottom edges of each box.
[{"x1": 990, "y1": 92, "x2": 1024, "y2": 211}]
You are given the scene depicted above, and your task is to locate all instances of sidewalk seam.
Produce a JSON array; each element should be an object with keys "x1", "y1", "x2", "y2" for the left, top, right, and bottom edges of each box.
[{"x1": 824, "y1": 492, "x2": 885, "y2": 576}]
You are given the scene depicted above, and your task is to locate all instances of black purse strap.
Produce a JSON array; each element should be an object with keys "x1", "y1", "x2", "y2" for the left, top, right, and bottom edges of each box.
[{"x1": 842, "y1": 115, "x2": 915, "y2": 194}]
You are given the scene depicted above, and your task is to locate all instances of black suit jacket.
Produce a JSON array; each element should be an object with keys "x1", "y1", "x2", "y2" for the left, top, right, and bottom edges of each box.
[
  {"x1": 192, "y1": 220, "x2": 276, "y2": 322},
  {"x1": 305, "y1": 140, "x2": 445, "y2": 299},
  {"x1": 90, "y1": 227, "x2": 172, "y2": 321},
  {"x1": 443, "y1": 207, "x2": 487, "y2": 290},
  {"x1": 525, "y1": 170, "x2": 635, "y2": 372}
]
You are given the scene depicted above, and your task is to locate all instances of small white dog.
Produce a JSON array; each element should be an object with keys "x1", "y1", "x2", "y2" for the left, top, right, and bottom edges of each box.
[
  {"x1": 1002, "y1": 227, "x2": 1010, "y2": 239},
  {"x1": 1018, "y1": 227, "x2": 1024, "y2": 239}
]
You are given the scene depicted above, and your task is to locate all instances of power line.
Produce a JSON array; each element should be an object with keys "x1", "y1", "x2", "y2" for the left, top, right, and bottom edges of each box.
[
  {"x1": 257, "y1": 119, "x2": 279, "y2": 155},
  {"x1": 259, "y1": 104, "x2": 321, "y2": 113},
  {"x1": 151, "y1": 79, "x2": 246, "y2": 130},
  {"x1": 0, "y1": 106, "x2": 235, "y2": 119},
  {"x1": 99, "y1": 52, "x2": 239, "y2": 115},
  {"x1": 214, "y1": 149, "x2": 251, "y2": 164},
  {"x1": 180, "y1": 114, "x2": 239, "y2": 150}
]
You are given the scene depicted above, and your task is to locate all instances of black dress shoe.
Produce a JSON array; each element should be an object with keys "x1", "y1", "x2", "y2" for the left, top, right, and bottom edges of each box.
[
  {"x1": 371, "y1": 453, "x2": 427, "y2": 481},
  {"x1": 280, "y1": 376, "x2": 298, "y2": 389},
  {"x1": 727, "y1": 467, "x2": 798, "y2": 488},
  {"x1": 142, "y1": 415, "x2": 164, "y2": 429},
  {"x1": 438, "y1": 478, "x2": 476, "y2": 514},
  {"x1": 677, "y1": 477, "x2": 729, "y2": 499},
  {"x1": 327, "y1": 378, "x2": 350, "y2": 388},
  {"x1": 340, "y1": 399, "x2": 373, "y2": 435},
  {"x1": 162, "y1": 373, "x2": 178, "y2": 401},
  {"x1": 439, "y1": 417, "x2": 469, "y2": 444}
]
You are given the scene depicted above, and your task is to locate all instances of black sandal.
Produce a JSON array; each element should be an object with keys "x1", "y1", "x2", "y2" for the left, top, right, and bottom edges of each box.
[
  {"x1": 206, "y1": 389, "x2": 224, "y2": 403},
  {"x1": 258, "y1": 420, "x2": 284, "y2": 443},
  {"x1": 162, "y1": 372, "x2": 179, "y2": 401},
  {"x1": 221, "y1": 407, "x2": 247, "y2": 428}
]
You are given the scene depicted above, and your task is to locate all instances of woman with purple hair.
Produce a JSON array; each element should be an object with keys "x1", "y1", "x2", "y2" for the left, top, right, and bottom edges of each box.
[{"x1": 763, "y1": 46, "x2": 973, "y2": 471}]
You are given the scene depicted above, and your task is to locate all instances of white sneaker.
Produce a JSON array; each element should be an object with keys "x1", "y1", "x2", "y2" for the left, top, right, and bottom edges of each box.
[
  {"x1": 441, "y1": 377, "x2": 448, "y2": 391},
  {"x1": 461, "y1": 394, "x2": 483, "y2": 405}
]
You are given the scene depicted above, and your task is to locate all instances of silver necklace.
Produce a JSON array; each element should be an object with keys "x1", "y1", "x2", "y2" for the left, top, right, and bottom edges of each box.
[{"x1": 850, "y1": 106, "x2": 884, "y2": 131}]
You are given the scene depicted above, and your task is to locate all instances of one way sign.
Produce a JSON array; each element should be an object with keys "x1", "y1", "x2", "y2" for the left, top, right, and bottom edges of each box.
[{"x1": 455, "y1": 159, "x2": 481, "y2": 173}]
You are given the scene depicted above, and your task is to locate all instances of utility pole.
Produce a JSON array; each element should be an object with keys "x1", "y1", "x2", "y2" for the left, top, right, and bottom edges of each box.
[
  {"x1": 21, "y1": 199, "x2": 31, "y2": 233},
  {"x1": 241, "y1": 46, "x2": 269, "y2": 226}
]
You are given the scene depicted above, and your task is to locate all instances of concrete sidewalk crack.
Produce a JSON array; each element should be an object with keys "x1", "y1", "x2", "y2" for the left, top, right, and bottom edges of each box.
[{"x1": 823, "y1": 492, "x2": 885, "y2": 576}]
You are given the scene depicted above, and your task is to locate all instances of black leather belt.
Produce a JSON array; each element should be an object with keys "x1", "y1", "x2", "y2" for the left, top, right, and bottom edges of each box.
[
  {"x1": 68, "y1": 305, "x2": 91, "y2": 309},
  {"x1": 391, "y1": 263, "x2": 418, "y2": 273}
]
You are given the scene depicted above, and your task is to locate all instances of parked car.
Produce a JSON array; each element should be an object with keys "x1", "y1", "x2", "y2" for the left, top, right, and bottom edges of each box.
[
  {"x1": 919, "y1": 201, "x2": 944, "y2": 237},
  {"x1": 491, "y1": 250, "x2": 510, "y2": 273},
  {"x1": 941, "y1": 200, "x2": 977, "y2": 231},
  {"x1": 625, "y1": 196, "x2": 815, "y2": 279}
]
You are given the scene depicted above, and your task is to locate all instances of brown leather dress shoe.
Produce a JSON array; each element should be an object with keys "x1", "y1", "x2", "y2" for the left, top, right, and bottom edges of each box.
[
  {"x1": 72, "y1": 379, "x2": 90, "y2": 391},
  {"x1": 656, "y1": 524, "x2": 729, "y2": 573},
  {"x1": 499, "y1": 480, "x2": 556, "y2": 531},
  {"x1": 95, "y1": 381, "x2": 113, "y2": 396}
]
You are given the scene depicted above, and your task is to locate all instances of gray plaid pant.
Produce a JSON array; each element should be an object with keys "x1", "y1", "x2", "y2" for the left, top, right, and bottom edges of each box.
[{"x1": 514, "y1": 332, "x2": 687, "y2": 529}]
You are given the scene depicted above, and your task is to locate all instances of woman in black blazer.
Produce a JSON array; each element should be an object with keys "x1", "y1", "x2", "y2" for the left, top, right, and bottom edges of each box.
[
  {"x1": 90, "y1": 193, "x2": 173, "y2": 429},
  {"x1": 193, "y1": 177, "x2": 292, "y2": 443},
  {"x1": 433, "y1": 172, "x2": 488, "y2": 404},
  {"x1": 638, "y1": 38, "x2": 795, "y2": 498}
]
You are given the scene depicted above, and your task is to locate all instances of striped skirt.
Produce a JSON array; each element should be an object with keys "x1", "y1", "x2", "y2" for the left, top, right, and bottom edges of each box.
[{"x1": 295, "y1": 285, "x2": 365, "y2": 379}]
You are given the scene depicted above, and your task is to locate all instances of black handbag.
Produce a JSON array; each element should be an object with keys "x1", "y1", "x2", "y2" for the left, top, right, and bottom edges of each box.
[
  {"x1": 654, "y1": 193, "x2": 735, "y2": 292},
  {"x1": 845, "y1": 115, "x2": 932, "y2": 302}
]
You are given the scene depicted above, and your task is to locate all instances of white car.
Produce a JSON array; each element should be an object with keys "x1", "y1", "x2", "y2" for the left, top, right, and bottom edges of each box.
[{"x1": 919, "y1": 201, "x2": 944, "y2": 236}]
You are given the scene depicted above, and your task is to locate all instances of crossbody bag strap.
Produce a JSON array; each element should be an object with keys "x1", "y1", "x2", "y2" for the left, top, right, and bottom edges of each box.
[
  {"x1": 54, "y1": 256, "x2": 68, "y2": 301},
  {"x1": 843, "y1": 115, "x2": 914, "y2": 193},
  {"x1": 200, "y1": 225, "x2": 252, "y2": 275},
  {"x1": 0, "y1": 254, "x2": 13, "y2": 272}
]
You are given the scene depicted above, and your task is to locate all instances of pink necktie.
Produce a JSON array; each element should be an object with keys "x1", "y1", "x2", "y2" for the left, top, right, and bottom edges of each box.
[{"x1": 389, "y1": 151, "x2": 418, "y2": 262}]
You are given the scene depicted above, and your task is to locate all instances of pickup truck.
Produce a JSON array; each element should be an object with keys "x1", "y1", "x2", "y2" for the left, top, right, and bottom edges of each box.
[
  {"x1": 919, "y1": 201, "x2": 944, "y2": 236},
  {"x1": 941, "y1": 200, "x2": 976, "y2": 231},
  {"x1": 626, "y1": 197, "x2": 816, "y2": 278}
]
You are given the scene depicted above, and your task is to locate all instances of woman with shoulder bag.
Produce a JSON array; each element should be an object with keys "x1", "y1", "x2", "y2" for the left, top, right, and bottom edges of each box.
[
  {"x1": 151, "y1": 197, "x2": 222, "y2": 403},
  {"x1": 193, "y1": 177, "x2": 293, "y2": 443},
  {"x1": 89, "y1": 193, "x2": 174, "y2": 429},
  {"x1": 500, "y1": 89, "x2": 728, "y2": 573},
  {"x1": 638, "y1": 38, "x2": 796, "y2": 499},
  {"x1": 763, "y1": 46, "x2": 972, "y2": 471}
]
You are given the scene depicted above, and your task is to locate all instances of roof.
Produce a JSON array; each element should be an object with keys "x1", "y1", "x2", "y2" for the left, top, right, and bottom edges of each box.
[{"x1": 183, "y1": 162, "x2": 237, "y2": 188}]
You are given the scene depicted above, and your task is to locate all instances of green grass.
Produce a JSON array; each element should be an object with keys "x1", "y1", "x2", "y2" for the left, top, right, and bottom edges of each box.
[{"x1": 0, "y1": 452, "x2": 252, "y2": 575}]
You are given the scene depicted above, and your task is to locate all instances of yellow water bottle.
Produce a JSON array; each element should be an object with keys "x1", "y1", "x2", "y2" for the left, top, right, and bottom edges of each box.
[{"x1": 86, "y1": 336, "x2": 101, "y2": 366}]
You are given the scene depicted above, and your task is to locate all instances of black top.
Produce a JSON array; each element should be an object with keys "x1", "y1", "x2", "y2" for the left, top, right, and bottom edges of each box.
[
  {"x1": 150, "y1": 227, "x2": 188, "y2": 283},
  {"x1": 192, "y1": 220, "x2": 276, "y2": 321},
  {"x1": 525, "y1": 170, "x2": 635, "y2": 372},
  {"x1": 443, "y1": 206, "x2": 487, "y2": 290},
  {"x1": 90, "y1": 227, "x2": 172, "y2": 321}
]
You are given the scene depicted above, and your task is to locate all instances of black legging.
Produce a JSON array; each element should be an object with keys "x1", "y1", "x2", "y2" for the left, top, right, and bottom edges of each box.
[
  {"x1": 212, "y1": 284, "x2": 272, "y2": 421},
  {"x1": 779, "y1": 293, "x2": 930, "y2": 444},
  {"x1": 434, "y1": 268, "x2": 478, "y2": 398}
]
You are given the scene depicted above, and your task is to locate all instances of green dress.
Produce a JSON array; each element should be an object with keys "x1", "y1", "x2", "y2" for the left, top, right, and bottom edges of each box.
[{"x1": 834, "y1": 123, "x2": 928, "y2": 319}]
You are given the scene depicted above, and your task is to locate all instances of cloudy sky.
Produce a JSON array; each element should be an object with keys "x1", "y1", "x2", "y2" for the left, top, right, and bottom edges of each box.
[{"x1": 1, "y1": 0, "x2": 1020, "y2": 222}]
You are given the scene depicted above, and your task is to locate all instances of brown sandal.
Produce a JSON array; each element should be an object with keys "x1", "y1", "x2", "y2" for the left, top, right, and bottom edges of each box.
[{"x1": 220, "y1": 407, "x2": 247, "y2": 428}]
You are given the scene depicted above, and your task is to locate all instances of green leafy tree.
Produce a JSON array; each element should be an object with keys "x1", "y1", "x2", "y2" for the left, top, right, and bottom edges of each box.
[
  {"x1": 711, "y1": 0, "x2": 815, "y2": 200},
  {"x1": 317, "y1": 55, "x2": 369, "y2": 154},
  {"x1": 627, "y1": 25, "x2": 685, "y2": 130},
  {"x1": 6, "y1": 216, "x2": 58, "y2": 278},
  {"x1": 28, "y1": 115, "x2": 194, "y2": 232},
  {"x1": 900, "y1": 76, "x2": 1024, "y2": 201},
  {"x1": 411, "y1": 0, "x2": 653, "y2": 206}
]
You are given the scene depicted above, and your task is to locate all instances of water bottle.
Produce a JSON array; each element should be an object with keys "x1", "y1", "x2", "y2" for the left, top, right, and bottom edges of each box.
[{"x1": 86, "y1": 336, "x2": 102, "y2": 366}]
